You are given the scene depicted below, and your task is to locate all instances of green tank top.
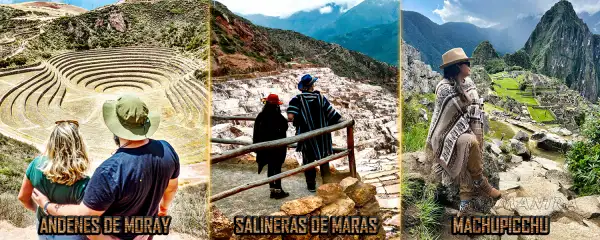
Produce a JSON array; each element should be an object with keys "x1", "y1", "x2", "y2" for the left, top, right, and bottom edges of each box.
[{"x1": 26, "y1": 156, "x2": 90, "y2": 220}]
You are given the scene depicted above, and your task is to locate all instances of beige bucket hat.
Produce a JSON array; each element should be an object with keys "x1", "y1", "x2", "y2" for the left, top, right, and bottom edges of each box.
[
  {"x1": 440, "y1": 48, "x2": 473, "y2": 69},
  {"x1": 102, "y1": 95, "x2": 160, "y2": 141}
]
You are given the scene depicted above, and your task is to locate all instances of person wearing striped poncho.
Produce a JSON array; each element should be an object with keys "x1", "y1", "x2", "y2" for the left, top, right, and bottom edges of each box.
[
  {"x1": 287, "y1": 74, "x2": 343, "y2": 192},
  {"x1": 426, "y1": 48, "x2": 502, "y2": 216}
]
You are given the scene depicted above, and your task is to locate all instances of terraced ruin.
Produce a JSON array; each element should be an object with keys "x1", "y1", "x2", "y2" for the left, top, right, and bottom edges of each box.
[{"x1": 0, "y1": 46, "x2": 209, "y2": 171}]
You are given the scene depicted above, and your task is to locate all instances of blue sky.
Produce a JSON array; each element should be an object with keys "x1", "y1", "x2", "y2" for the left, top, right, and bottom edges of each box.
[
  {"x1": 3, "y1": 0, "x2": 599, "y2": 28},
  {"x1": 0, "y1": 0, "x2": 117, "y2": 10},
  {"x1": 403, "y1": 0, "x2": 600, "y2": 28},
  {"x1": 402, "y1": 0, "x2": 443, "y2": 24}
]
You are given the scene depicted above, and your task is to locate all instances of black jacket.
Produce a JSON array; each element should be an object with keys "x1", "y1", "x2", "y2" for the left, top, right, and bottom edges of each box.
[{"x1": 253, "y1": 108, "x2": 288, "y2": 174}]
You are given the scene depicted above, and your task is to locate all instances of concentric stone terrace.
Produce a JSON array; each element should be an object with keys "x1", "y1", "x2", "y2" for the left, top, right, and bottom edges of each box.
[{"x1": 0, "y1": 47, "x2": 208, "y2": 165}]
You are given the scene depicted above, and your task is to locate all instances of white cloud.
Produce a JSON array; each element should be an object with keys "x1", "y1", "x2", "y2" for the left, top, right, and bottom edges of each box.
[
  {"x1": 433, "y1": 0, "x2": 600, "y2": 28},
  {"x1": 432, "y1": 0, "x2": 498, "y2": 27},
  {"x1": 319, "y1": 6, "x2": 333, "y2": 14},
  {"x1": 572, "y1": 0, "x2": 600, "y2": 14},
  {"x1": 218, "y1": 0, "x2": 364, "y2": 17}
]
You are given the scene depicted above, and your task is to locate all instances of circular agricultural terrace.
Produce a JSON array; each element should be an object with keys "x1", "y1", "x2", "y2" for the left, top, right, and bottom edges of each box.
[{"x1": 0, "y1": 47, "x2": 208, "y2": 166}]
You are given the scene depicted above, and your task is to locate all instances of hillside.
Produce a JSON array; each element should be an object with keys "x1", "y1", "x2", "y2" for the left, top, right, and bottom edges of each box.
[
  {"x1": 472, "y1": 40, "x2": 499, "y2": 65},
  {"x1": 524, "y1": 0, "x2": 600, "y2": 102},
  {"x1": 211, "y1": 1, "x2": 397, "y2": 88},
  {"x1": 3, "y1": 0, "x2": 209, "y2": 64},
  {"x1": 401, "y1": 11, "x2": 540, "y2": 70},
  {"x1": 327, "y1": 21, "x2": 398, "y2": 65},
  {"x1": 312, "y1": 0, "x2": 399, "y2": 41},
  {"x1": 401, "y1": 11, "x2": 490, "y2": 69}
]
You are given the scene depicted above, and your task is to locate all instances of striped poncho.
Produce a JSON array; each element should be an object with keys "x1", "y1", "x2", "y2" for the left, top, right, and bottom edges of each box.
[
  {"x1": 287, "y1": 91, "x2": 342, "y2": 160},
  {"x1": 426, "y1": 77, "x2": 482, "y2": 185}
]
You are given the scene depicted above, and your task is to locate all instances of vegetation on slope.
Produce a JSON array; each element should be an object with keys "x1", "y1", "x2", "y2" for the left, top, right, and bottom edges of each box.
[
  {"x1": 472, "y1": 41, "x2": 499, "y2": 66},
  {"x1": 402, "y1": 94, "x2": 432, "y2": 152},
  {"x1": 504, "y1": 50, "x2": 532, "y2": 70},
  {"x1": 567, "y1": 111, "x2": 600, "y2": 195},
  {"x1": 401, "y1": 170, "x2": 443, "y2": 239},
  {"x1": 524, "y1": 0, "x2": 599, "y2": 101},
  {"x1": 0, "y1": 133, "x2": 39, "y2": 227},
  {"x1": 328, "y1": 21, "x2": 399, "y2": 65},
  {"x1": 22, "y1": 0, "x2": 209, "y2": 61}
]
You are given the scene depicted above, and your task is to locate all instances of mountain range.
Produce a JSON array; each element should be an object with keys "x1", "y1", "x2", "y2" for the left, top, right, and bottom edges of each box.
[
  {"x1": 240, "y1": 0, "x2": 400, "y2": 65},
  {"x1": 241, "y1": 0, "x2": 600, "y2": 71}
]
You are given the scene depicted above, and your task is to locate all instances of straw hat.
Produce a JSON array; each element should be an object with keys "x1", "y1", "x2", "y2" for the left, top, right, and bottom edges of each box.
[
  {"x1": 440, "y1": 48, "x2": 473, "y2": 69},
  {"x1": 102, "y1": 95, "x2": 160, "y2": 141}
]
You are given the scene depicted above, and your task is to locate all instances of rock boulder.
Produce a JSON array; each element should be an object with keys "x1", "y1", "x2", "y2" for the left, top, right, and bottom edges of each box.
[
  {"x1": 531, "y1": 131, "x2": 572, "y2": 152},
  {"x1": 344, "y1": 181, "x2": 377, "y2": 207},
  {"x1": 317, "y1": 183, "x2": 345, "y2": 205},
  {"x1": 513, "y1": 130, "x2": 530, "y2": 142},
  {"x1": 569, "y1": 196, "x2": 600, "y2": 219},
  {"x1": 320, "y1": 197, "x2": 356, "y2": 216},
  {"x1": 510, "y1": 139, "x2": 531, "y2": 160},
  {"x1": 280, "y1": 196, "x2": 323, "y2": 215},
  {"x1": 210, "y1": 205, "x2": 234, "y2": 240}
]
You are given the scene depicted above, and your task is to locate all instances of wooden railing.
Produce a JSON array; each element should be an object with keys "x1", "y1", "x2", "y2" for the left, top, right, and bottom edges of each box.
[{"x1": 210, "y1": 116, "x2": 356, "y2": 202}]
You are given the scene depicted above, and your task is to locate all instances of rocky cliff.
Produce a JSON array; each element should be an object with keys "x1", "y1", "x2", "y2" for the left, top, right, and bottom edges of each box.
[
  {"x1": 524, "y1": 0, "x2": 599, "y2": 102},
  {"x1": 401, "y1": 40, "x2": 440, "y2": 96}
]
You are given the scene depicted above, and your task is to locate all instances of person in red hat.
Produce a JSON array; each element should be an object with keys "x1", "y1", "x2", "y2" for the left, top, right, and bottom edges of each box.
[{"x1": 253, "y1": 93, "x2": 290, "y2": 199}]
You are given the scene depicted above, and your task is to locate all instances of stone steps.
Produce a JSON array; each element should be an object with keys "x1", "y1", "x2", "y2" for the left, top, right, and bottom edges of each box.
[
  {"x1": 63, "y1": 60, "x2": 188, "y2": 78},
  {"x1": 52, "y1": 51, "x2": 179, "y2": 70},
  {"x1": 0, "y1": 66, "x2": 52, "y2": 128},
  {"x1": 0, "y1": 46, "x2": 209, "y2": 164},
  {"x1": 73, "y1": 69, "x2": 171, "y2": 90}
]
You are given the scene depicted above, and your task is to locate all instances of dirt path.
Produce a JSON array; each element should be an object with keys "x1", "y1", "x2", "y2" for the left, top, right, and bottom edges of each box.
[{"x1": 211, "y1": 161, "x2": 314, "y2": 217}]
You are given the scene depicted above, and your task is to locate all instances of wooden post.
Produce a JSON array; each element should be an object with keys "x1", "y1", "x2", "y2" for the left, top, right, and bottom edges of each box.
[
  {"x1": 210, "y1": 150, "x2": 350, "y2": 202},
  {"x1": 347, "y1": 125, "x2": 357, "y2": 178}
]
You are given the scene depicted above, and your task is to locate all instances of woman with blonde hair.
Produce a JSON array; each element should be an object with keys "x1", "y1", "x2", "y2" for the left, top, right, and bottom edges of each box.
[{"x1": 18, "y1": 120, "x2": 90, "y2": 240}]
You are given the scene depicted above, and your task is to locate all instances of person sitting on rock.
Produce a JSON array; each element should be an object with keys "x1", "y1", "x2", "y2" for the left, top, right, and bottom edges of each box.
[
  {"x1": 31, "y1": 94, "x2": 180, "y2": 240},
  {"x1": 253, "y1": 93, "x2": 290, "y2": 199},
  {"x1": 425, "y1": 48, "x2": 502, "y2": 216},
  {"x1": 287, "y1": 74, "x2": 343, "y2": 192},
  {"x1": 18, "y1": 120, "x2": 90, "y2": 240}
]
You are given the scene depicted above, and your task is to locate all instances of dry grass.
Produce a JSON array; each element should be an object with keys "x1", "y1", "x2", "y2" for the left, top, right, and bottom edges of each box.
[
  {"x1": 170, "y1": 182, "x2": 209, "y2": 238},
  {"x1": 0, "y1": 192, "x2": 36, "y2": 228},
  {"x1": 0, "y1": 133, "x2": 38, "y2": 227}
]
